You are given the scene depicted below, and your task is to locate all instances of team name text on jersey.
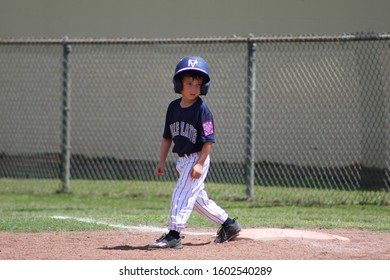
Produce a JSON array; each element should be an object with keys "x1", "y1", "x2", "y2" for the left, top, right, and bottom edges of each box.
[{"x1": 170, "y1": 121, "x2": 197, "y2": 144}]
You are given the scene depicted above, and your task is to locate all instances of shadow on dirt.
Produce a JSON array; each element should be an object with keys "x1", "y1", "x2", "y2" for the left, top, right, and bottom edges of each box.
[{"x1": 99, "y1": 242, "x2": 211, "y2": 251}]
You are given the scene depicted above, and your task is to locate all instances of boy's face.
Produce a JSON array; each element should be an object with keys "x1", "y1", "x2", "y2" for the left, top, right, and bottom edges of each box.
[{"x1": 181, "y1": 75, "x2": 204, "y2": 102}]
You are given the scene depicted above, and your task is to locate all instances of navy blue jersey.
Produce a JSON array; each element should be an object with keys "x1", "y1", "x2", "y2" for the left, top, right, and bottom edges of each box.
[{"x1": 163, "y1": 97, "x2": 215, "y2": 155}]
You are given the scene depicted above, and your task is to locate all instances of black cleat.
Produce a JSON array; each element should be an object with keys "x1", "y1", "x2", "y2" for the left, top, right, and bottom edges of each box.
[
  {"x1": 148, "y1": 234, "x2": 183, "y2": 249},
  {"x1": 214, "y1": 218, "x2": 242, "y2": 243}
]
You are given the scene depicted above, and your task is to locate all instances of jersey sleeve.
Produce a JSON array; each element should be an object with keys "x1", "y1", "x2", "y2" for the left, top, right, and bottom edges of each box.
[
  {"x1": 199, "y1": 103, "x2": 216, "y2": 143},
  {"x1": 162, "y1": 103, "x2": 172, "y2": 139}
]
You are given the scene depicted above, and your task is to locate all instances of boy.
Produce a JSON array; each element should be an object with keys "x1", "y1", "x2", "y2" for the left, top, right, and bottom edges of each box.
[{"x1": 148, "y1": 56, "x2": 241, "y2": 249}]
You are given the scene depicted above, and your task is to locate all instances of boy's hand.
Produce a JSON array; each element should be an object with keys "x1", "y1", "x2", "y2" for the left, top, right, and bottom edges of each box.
[
  {"x1": 155, "y1": 163, "x2": 165, "y2": 176},
  {"x1": 190, "y1": 163, "x2": 203, "y2": 179}
]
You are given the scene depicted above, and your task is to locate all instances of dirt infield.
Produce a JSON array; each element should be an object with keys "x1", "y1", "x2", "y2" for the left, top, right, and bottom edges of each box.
[{"x1": 0, "y1": 228, "x2": 389, "y2": 260}]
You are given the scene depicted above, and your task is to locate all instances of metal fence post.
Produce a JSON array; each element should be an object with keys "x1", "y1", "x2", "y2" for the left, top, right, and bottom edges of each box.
[
  {"x1": 245, "y1": 36, "x2": 256, "y2": 197},
  {"x1": 60, "y1": 37, "x2": 72, "y2": 192},
  {"x1": 355, "y1": 32, "x2": 387, "y2": 189}
]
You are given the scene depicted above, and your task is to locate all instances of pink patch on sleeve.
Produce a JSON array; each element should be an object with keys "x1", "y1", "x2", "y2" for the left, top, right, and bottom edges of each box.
[{"x1": 202, "y1": 120, "x2": 214, "y2": 136}]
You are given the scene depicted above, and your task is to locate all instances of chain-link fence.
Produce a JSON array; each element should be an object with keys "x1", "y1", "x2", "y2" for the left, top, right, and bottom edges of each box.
[{"x1": 1, "y1": 34, "x2": 389, "y2": 205}]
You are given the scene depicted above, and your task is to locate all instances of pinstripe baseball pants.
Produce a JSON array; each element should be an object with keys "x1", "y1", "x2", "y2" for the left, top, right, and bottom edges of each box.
[{"x1": 168, "y1": 153, "x2": 228, "y2": 232}]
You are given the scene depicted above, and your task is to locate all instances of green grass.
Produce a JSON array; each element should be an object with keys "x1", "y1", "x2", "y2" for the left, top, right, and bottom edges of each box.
[{"x1": 0, "y1": 179, "x2": 389, "y2": 233}]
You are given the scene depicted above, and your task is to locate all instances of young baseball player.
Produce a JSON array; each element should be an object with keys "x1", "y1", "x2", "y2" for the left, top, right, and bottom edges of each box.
[{"x1": 148, "y1": 56, "x2": 241, "y2": 249}]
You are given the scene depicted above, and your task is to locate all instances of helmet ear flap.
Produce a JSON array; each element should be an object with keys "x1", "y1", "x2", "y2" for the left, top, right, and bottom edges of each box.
[
  {"x1": 200, "y1": 81, "x2": 210, "y2": 95},
  {"x1": 173, "y1": 77, "x2": 182, "y2": 93}
]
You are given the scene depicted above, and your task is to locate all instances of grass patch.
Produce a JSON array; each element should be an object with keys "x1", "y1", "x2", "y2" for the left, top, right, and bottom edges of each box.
[{"x1": 0, "y1": 179, "x2": 389, "y2": 232}]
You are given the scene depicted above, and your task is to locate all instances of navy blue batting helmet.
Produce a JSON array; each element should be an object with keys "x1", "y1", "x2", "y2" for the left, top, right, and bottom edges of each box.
[{"x1": 173, "y1": 56, "x2": 211, "y2": 95}]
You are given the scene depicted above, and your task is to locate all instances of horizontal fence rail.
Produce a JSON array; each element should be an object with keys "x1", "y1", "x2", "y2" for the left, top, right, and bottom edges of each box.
[{"x1": 0, "y1": 33, "x2": 389, "y2": 205}]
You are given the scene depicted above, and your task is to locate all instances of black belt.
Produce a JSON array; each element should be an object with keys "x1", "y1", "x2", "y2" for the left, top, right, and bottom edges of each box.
[{"x1": 178, "y1": 153, "x2": 191, "y2": 157}]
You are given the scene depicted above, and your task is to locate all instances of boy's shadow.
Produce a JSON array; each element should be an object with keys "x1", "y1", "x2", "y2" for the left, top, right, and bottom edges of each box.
[{"x1": 99, "y1": 242, "x2": 211, "y2": 251}]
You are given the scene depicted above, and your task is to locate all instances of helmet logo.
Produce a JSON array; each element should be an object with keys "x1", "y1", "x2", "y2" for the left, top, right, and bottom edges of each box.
[{"x1": 188, "y1": 59, "x2": 198, "y2": 68}]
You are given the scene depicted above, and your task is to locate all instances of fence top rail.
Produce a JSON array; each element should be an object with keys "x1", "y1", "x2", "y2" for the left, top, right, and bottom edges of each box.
[{"x1": 1, "y1": 33, "x2": 389, "y2": 44}]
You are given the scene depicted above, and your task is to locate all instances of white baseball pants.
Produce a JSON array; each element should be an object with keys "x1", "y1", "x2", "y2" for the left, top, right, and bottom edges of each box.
[{"x1": 168, "y1": 153, "x2": 228, "y2": 232}]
